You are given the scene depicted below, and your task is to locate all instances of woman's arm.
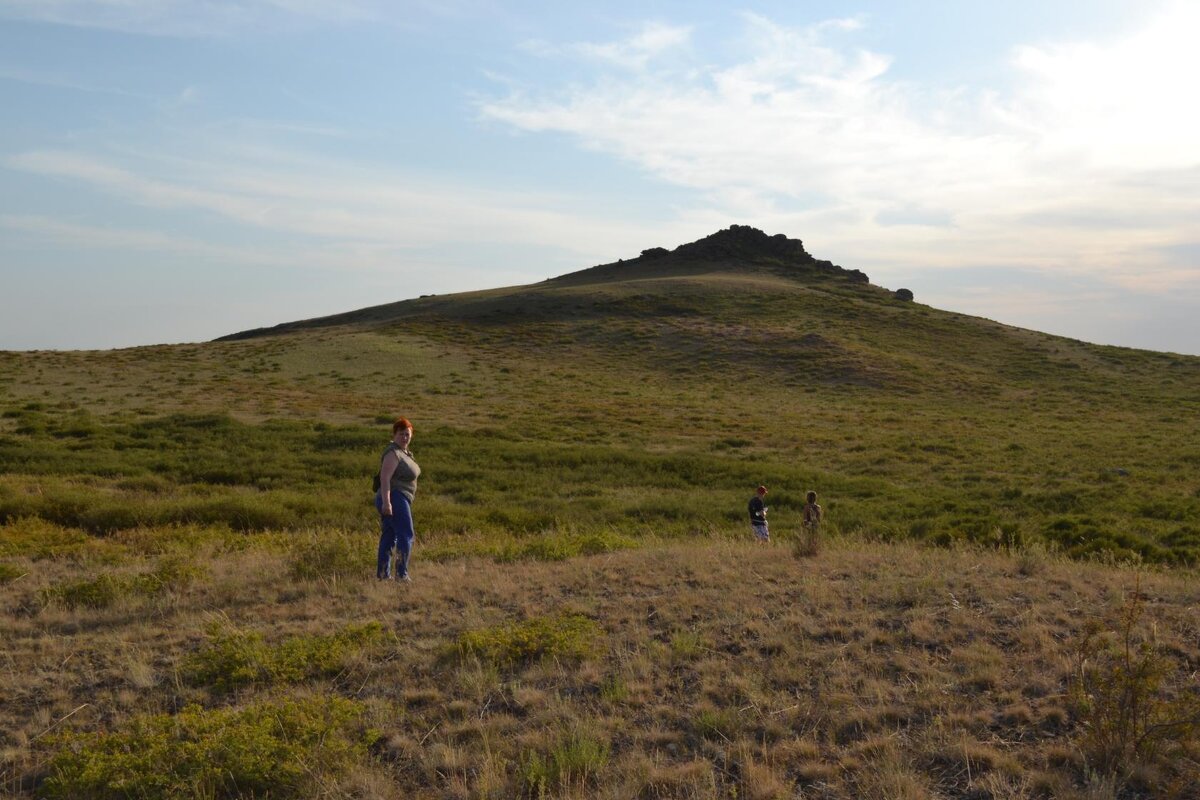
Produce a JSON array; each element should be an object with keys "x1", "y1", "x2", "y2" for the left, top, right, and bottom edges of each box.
[{"x1": 379, "y1": 452, "x2": 399, "y2": 516}]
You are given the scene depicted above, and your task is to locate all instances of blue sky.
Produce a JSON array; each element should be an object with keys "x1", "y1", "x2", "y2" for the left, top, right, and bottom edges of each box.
[{"x1": 1, "y1": 1, "x2": 1197, "y2": 354}]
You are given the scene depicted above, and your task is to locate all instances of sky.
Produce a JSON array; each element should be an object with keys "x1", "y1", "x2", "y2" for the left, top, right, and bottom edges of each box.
[{"x1": 1, "y1": 1, "x2": 1197, "y2": 354}]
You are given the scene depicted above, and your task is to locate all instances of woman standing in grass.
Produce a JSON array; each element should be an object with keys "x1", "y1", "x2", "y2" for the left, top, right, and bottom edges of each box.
[{"x1": 377, "y1": 417, "x2": 421, "y2": 582}]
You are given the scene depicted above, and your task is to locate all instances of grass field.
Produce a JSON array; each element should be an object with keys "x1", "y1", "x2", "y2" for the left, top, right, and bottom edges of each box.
[{"x1": 1, "y1": 229, "x2": 1198, "y2": 797}]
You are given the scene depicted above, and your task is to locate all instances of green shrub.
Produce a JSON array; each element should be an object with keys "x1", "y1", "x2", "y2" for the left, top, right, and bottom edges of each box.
[
  {"x1": 40, "y1": 574, "x2": 125, "y2": 610},
  {"x1": 132, "y1": 554, "x2": 207, "y2": 593},
  {"x1": 494, "y1": 531, "x2": 640, "y2": 563},
  {"x1": 0, "y1": 561, "x2": 27, "y2": 584},
  {"x1": 288, "y1": 534, "x2": 372, "y2": 581},
  {"x1": 599, "y1": 674, "x2": 628, "y2": 704},
  {"x1": 0, "y1": 517, "x2": 94, "y2": 560},
  {"x1": 694, "y1": 707, "x2": 740, "y2": 741},
  {"x1": 485, "y1": 507, "x2": 556, "y2": 533},
  {"x1": 41, "y1": 697, "x2": 370, "y2": 800},
  {"x1": 669, "y1": 629, "x2": 705, "y2": 661},
  {"x1": 518, "y1": 730, "x2": 610, "y2": 798},
  {"x1": 186, "y1": 496, "x2": 293, "y2": 532},
  {"x1": 576, "y1": 530, "x2": 638, "y2": 555},
  {"x1": 184, "y1": 620, "x2": 390, "y2": 692},
  {"x1": 496, "y1": 536, "x2": 573, "y2": 563},
  {"x1": 1069, "y1": 581, "x2": 1200, "y2": 790},
  {"x1": 455, "y1": 614, "x2": 601, "y2": 667},
  {"x1": 39, "y1": 556, "x2": 206, "y2": 610}
]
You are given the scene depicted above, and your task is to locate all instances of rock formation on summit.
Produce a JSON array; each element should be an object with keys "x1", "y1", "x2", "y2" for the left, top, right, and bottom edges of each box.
[
  {"x1": 671, "y1": 225, "x2": 812, "y2": 261},
  {"x1": 635, "y1": 225, "x2": 869, "y2": 284},
  {"x1": 551, "y1": 225, "x2": 872, "y2": 287}
]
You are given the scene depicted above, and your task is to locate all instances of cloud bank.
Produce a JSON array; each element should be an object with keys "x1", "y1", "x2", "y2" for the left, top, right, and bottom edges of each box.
[{"x1": 479, "y1": 8, "x2": 1200, "y2": 297}]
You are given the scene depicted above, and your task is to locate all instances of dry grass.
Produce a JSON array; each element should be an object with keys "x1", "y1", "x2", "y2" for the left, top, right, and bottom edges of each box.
[{"x1": 3, "y1": 535, "x2": 1198, "y2": 798}]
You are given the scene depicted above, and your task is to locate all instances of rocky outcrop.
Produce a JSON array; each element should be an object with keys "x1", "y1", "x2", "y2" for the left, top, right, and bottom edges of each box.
[
  {"x1": 671, "y1": 225, "x2": 812, "y2": 261},
  {"x1": 636, "y1": 225, "x2": 869, "y2": 285},
  {"x1": 894, "y1": 288, "x2": 914, "y2": 301}
]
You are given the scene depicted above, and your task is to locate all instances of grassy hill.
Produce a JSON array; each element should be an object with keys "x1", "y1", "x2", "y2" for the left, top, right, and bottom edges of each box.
[{"x1": 1, "y1": 226, "x2": 1198, "y2": 798}]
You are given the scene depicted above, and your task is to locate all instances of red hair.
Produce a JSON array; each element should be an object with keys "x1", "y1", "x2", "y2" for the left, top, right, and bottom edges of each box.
[{"x1": 392, "y1": 417, "x2": 413, "y2": 435}]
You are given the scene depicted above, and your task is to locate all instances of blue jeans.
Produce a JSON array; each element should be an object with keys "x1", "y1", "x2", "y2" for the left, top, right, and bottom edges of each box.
[{"x1": 375, "y1": 491, "x2": 414, "y2": 579}]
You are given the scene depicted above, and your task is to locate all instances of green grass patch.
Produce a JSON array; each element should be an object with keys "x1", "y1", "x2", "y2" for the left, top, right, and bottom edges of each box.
[
  {"x1": 494, "y1": 530, "x2": 641, "y2": 563},
  {"x1": 183, "y1": 620, "x2": 391, "y2": 692},
  {"x1": 454, "y1": 614, "x2": 601, "y2": 668},
  {"x1": 0, "y1": 516, "x2": 98, "y2": 560},
  {"x1": 38, "y1": 556, "x2": 206, "y2": 610},
  {"x1": 40, "y1": 696, "x2": 372, "y2": 800},
  {"x1": 0, "y1": 561, "x2": 26, "y2": 584},
  {"x1": 518, "y1": 729, "x2": 611, "y2": 798},
  {"x1": 287, "y1": 533, "x2": 373, "y2": 581}
]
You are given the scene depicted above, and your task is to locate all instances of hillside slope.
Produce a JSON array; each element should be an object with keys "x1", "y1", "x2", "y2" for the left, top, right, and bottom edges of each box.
[
  {"x1": 1, "y1": 225, "x2": 1198, "y2": 564},
  {"x1": 3, "y1": 227, "x2": 1200, "y2": 799}
]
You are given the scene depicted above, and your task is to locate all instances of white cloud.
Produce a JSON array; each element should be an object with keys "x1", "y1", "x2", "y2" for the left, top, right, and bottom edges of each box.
[
  {"x1": 574, "y1": 22, "x2": 692, "y2": 69},
  {"x1": 1004, "y1": 4, "x2": 1200, "y2": 171},
  {"x1": 478, "y1": 6, "x2": 1200, "y2": 295},
  {"x1": 1, "y1": 213, "x2": 302, "y2": 266},
  {"x1": 4, "y1": 148, "x2": 684, "y2": 275},
  {"x1": 520, "y1": 21, "x2": 692, "y2": 70}
]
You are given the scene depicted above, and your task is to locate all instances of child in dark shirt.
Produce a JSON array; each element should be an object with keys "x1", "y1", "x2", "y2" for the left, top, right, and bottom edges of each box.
[{"x1": 748, "y1": 485, "x2": 769, "y2": 543}]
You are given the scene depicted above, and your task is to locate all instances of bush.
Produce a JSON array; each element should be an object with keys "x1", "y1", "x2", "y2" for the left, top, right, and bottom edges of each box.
[
  {"x1": 184, "y1": 620, "x2": 390, "y2": 692},
  {"x1": 288, "y1": 534, "x2": 372, "y2": 581},
  {"x1": 694, "y1": 707, "x2": 740, "y2": 741},
  {"x1": 39, "y1": 556, "x2": 206, "y2": 610},
  {"x1": 496, "y1": 536, "x2": 573, "y2": 563},
  {"x1": 40, "y1": 574, "x2": 125, "y2": 610},
  {"x1": 41, "y1": 697, "x2": 370, "y2": 800},
  {"x1": 0, "y1": 517, "x2": 96, "y2": 560},
  {"x1": 0, "y1": 560, "x2": 26, "y2": 583},
  {"x1": 494, "y1": 531, "x2": 640, "y2": 563},
  {"x1": 455, "y1": 614, "x2": 601, "y2": 667},
  {"x1": 1069, "y1": 580, "x2": 1200, "y2": 790},
  {"x1": 518, "y1": 729, "x2": 610, "y2": 798}
]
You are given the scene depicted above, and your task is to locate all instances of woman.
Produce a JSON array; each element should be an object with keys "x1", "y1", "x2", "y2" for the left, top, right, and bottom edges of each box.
[{"x1": 376, "y1": 417, "x2": 421, "y2": 582}]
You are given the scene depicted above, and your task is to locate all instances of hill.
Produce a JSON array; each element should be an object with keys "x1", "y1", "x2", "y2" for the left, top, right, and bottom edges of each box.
[
  {"x1": 1, "y1": 226, "x2": 1199, "y2": 798},
  {"x1": 5, "y1": 225, "x2": 1196, "y2": 561}
]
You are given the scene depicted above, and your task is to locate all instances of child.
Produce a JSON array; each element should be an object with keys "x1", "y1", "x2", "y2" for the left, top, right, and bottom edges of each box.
[
  {"x1": 802, "y1": 491, "x2": 822, "y2": 531},
  {"x1": 748, "y1": 485, "x2": 769, "y2": 543},
  {"x1": 794, "y1": 490, "x2": 823, "y2": 558}
]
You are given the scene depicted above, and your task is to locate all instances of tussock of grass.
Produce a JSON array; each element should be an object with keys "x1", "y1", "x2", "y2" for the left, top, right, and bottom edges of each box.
[
  {"x1": 1068, "y1": 583, "x2": 1200, "y2": 786},
  {"x1": 37, "y1": 555, "x2": 206, "y2": 609},
  {"x1": 0, "y1": 561, "x2": 25, "y2": 584},
  {"x1": 453, "y1": 614, "x2": 601, "y2": 667},
  {"x1": 183, "y1": 619, "x2": 391, "y2": 692},
  {"x1": 41, "y1": 697, "x2": 371, "y2": 800},
  {"x1": 0, "y1": 517, "x2": 96, "y2": 560},
  {"x1": 495, "y1": 530, "x2": 640, "y2": 562},
  {"x1": 286, "y1": 533, "x2": 372, "y2": 581},
  {"x1": 518, "y1": 728, "x2": 611, "y2": 797},
  {"x1": 422, "y1": 529, "x2": 640, "y2": 564}
]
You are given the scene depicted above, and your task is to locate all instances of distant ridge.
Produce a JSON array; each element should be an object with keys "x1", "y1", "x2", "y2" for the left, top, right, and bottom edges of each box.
[{"x1": 216, "y1": 226, "x2": 869, "y2": 341}]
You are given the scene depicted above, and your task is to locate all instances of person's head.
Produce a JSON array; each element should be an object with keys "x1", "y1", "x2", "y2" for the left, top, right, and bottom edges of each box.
[
  {"x1": 392, "y1": 417, "x2": 413, "y2": 446},
  {"x1": 757, "y1": 485, "x2": 768, "y2": 497},
  {"x1": 806, "y1": 490, "x2": 817, "y2": 504}
]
